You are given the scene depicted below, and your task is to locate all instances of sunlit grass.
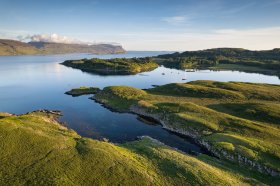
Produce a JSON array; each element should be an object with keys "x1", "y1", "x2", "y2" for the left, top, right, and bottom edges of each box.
[{"x1": 2, "y1": 112, "x2": 277, "y2": 185}]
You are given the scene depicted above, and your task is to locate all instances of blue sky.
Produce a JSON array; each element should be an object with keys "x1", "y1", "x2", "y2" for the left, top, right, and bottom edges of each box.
[{"x1": 0, "y1": 0, "x2": 280, "y2": 50}]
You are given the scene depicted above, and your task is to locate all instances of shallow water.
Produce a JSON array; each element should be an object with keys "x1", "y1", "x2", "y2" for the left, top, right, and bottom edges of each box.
[{"x1": 0, "y1": 51, "x2": 279, "y2": 153}]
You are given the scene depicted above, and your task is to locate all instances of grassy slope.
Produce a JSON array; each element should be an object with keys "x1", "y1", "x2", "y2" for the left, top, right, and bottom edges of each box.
[
  {"x1": 94, "y1": 81, "x2": 280, "y2": 176},
  {"x1": 0, "y1": 111, "x2": 272, "y2": 185},
  {"x1": 62, "y1": 58, "x2": 159, "y2": 75}
]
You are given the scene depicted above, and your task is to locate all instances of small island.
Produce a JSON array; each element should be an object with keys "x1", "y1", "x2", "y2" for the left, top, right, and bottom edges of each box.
[
  {"x1": 61, "y1": 57, "x2": 159, "y2": 75},
  {"x1": 93, "y1": 81, "x2": 280, "y2": 177},
  {"x1": 65, "y1": 86, "x2": 100, "y2": 97}
]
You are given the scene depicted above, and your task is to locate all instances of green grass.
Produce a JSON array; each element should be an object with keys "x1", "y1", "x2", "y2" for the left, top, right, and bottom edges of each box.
[
  {"x1": 94, "y1": 80, "x2": 280, "y2": 176},
  {"x1": 208, "y1": 102, "x2": 280, "y2": 125},
  {"x1": 1, "y1": 111, "x2": 276, "y2": 185},
  {"x1": 65, "y1": 87, "x2": 100, "y2": 96},
  {"x1": 94, "y1": 86, "x2": 147, "y2": 110}
]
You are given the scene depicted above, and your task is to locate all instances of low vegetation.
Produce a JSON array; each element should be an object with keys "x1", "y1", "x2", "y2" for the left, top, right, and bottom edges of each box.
[
  {"x1": 0, "y1": 111, "x2": 278, "y2": 185},
  {"x1": 94, "y1": 80, "x2": 280, "y2": 177},
  {"x1": 65, "y1": 87, "x2": 100, "y2": 96},
  {"x1": 62, "y1": 57, "x2": 159, "y2": 75}
]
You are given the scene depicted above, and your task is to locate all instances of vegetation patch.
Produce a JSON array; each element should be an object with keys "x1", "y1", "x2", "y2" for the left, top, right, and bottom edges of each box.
[{"x1": 94, "y1": 86, "x2": 147, "y2": 110}]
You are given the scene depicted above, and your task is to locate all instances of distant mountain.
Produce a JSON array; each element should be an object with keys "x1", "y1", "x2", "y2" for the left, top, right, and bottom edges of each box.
[
  {"x1": 28, "y1": 42, "x2": 125, "y2": 55},
  {"x1": 0, "y1": 39, "x2": 125, "y2": 56},
  {"x1": 0, "y1": 39, "x2": 40, "y2": 55}
]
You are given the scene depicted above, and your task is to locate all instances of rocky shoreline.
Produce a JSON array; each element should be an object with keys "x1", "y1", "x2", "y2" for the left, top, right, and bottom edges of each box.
[
  {"x1": 93, "y1": 94, "x2": 280, "y2": 177},
  {"x1": 130, "y1": 105, "x2": 280, "y2": 177}
]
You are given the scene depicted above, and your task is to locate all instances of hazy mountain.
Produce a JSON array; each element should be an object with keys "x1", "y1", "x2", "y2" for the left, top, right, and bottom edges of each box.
[
  {"x1": 0, "y1": 39, "x2": 125, "y2": 56},
  {"x1": 0, "y1": 39, "x2": 40, "y2": 55}
]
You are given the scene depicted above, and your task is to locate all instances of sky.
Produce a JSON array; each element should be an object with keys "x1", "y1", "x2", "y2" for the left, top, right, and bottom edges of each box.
[{"x1": 0, "y1": 0, "x2": 280, "y2": 51}]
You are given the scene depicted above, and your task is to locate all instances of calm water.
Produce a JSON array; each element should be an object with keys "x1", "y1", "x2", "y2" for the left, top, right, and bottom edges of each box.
[{"x1": 0, "y1": 51, "x2": 279, "y2": 153}]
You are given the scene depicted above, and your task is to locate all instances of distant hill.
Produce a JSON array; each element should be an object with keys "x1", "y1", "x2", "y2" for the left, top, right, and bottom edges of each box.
[
  {"x1": 0, "y1": 39, "x2": 40, "y2": 55},
  {"x1": 0, "y1": 39, "x2": 125, "y2": 56},
  {"x1": 158, "y1": 48, "x2": 280, "y2": 60},
  {"x1": 156, "y1": 48, "x2": 280, "y2": 76},
  {"x1": 28, "y1": 42, "x2": 125, "y2": 55}
]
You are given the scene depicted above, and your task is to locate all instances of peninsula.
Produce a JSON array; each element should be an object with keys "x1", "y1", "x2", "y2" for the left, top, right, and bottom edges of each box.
[{"x1": 93, "y1": 80, "x2": 280, "y2": 178}]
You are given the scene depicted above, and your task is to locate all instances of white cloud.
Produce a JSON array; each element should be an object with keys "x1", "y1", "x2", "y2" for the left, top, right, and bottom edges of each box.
[
  {"x1": 14, "y1": 33, "x2": 121, "y2": 46},
  {"x1": 162, "y1": 16, "x2": 187, "y2": 24},
  {"x1": 28, "y1": 33, "x2": 84, "y2": 44}
]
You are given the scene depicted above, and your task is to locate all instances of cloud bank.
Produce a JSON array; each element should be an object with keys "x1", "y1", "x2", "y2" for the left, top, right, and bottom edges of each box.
[
  {"x1": 15, "y1": 33, "x2": 121, "y2": 46},
  {"x1": 30, "y1": 33, "x2": 81, "y2": 44},
  {"x1": 18, "y1": 33, "x2": 89, "y2": 44}
]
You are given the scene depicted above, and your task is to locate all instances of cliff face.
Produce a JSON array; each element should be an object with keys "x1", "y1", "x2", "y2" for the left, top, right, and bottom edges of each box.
[{"x1": 0, "y1": 39, "x2": 125, "y2": 56}]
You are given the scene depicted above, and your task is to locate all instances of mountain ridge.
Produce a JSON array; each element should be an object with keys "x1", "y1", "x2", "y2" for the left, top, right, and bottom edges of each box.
[{"x1": 0, "y1": 39, "x2": 126, "y2": 56}]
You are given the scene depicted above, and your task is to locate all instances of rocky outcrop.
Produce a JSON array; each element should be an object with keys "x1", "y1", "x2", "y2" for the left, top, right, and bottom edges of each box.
[
  {"x1": 130, "y1": 105, "x2": 201, "y2": 139},
  {"x1": 26, "y1": 109, "x2": 62, "y2": 116},
  {"x1": 198, "y1": 139, "x2": 280, "y2": 177}
]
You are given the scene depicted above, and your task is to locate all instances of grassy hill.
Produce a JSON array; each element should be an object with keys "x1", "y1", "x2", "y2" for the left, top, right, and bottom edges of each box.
[
  {"x1": 93, "y1": 81, "x2": 280, "y2": 177},
  {"x1": 0, "y1": 39, "x2": 125, "y2": 56},
  {"x1": 0, "y1": 111, "x2": 278, "y2": 185}
]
